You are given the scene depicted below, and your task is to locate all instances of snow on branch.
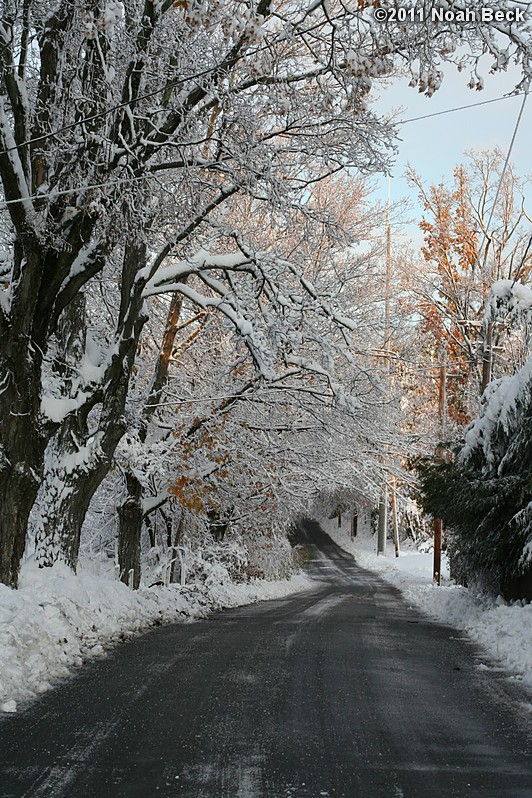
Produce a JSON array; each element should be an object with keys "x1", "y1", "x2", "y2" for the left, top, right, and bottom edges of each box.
[
  {"x1": 463, "y1": 279, "x2": 532, "y2": 466},
  {"x1": 0, "y1": 96, "x2": 35, "y2": 233},
  {"x1": 143, "y1": 249, "x2": 251, "y2": 296},
  {"x1": 154, "y1": 280, "x2": 277, "y2": 379},
  {"x1": 488, "y1": 279, "x2": 532, "y2": 325},
  {"x1": 461, "y1": 352, "x2": 532, "y2": 467}
]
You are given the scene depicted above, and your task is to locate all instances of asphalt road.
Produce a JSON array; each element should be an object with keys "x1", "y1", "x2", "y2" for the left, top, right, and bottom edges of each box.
[{"x1": 1, "y1": 519, "x2": 531, "y2": 798}]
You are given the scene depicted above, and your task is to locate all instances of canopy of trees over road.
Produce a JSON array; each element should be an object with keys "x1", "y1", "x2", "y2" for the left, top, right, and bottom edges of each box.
[{"x1": 1, "y1": 0, "x2": 532, "y2": 592}]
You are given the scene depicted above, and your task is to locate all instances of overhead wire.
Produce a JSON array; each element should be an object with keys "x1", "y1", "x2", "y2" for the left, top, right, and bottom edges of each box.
[
  {"x1": 483, "y1": 89, "x2": 529, "y2": 236},
  {"x1": 398, "y1": 91, "x2": 528, "y2": 125},
  {"x1": 0, "y1": 82, "x2": 525, "y2": 160},
  {"x1": 0, "y1": 59, "x2": 250, "y2": 160},
  {"x1": 0, "y1": 173, "x2": 152, "y2": 208},
  {"x1": 0, "y1": 86, "x2": 529, "y2": 211}
]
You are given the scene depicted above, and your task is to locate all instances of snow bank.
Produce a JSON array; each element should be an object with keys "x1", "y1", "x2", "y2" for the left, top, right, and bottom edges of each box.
[
  {"x1": 323, "y1": 517, "x2": 532, "y2": 689},
  {"x1": 0, "y1": 560, "x2": 312, "y2": 713}
]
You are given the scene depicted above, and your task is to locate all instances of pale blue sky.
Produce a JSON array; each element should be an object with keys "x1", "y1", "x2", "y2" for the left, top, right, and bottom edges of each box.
[{"x1": 370, "y1": 62, "x2": 531, "y2": 237}]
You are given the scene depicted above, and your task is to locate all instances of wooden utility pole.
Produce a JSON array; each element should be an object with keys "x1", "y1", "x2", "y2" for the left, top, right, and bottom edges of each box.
[
  {"x1": 350, "y1": 508, "x2": 358, "y2": 540},
  {"x1": 378, "y1": 487, "x2": 387, "y2": 555},
  {"x1": 384, "y1": 179, "x2": 392, "y2": 359},
  {"x1": 438, "y1": 361, "x2": 446, "y2": 425},
  {"x1": 378, "y1": 177, "x2": 392, "y2": 555},
  {"x1": 433, "y1": 359, "x2": 446, "y2": 585},
  {"x1": 390, "y1": 477, "x2": 400, "y2": 558},
  {"x1": 481, "y1": 318, "x2": 493, "y2": 393},
  {"x1": 433, "y1": 518, "x2": 442, "y2": 585}
]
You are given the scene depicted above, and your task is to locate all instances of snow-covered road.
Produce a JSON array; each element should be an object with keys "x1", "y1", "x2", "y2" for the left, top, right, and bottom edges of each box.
[{"x1": 0, "y1": 519, "x2": 530, "y2": 797}]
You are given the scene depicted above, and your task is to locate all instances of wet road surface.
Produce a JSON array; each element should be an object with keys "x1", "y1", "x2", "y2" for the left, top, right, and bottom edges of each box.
[{"x1": 0, "y1": 519, "x2": 531, "y2": 797}]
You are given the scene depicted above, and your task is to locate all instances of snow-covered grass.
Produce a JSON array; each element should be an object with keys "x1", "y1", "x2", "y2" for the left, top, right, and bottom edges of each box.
[
  {"x1": 323, "y1": 516, "x2": 532, "y2": 690},
  {"x1": 0, "y1": 558, "x2": 312, "y2": 713}
]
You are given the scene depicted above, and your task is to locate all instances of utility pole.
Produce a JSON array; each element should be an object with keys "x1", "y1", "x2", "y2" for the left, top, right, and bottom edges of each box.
[
  {"x1": 390, "y1": 476, "x2": 400, "y2": 558},
  {"x1": 378, "y1": 177, "x2": 392, "y2": 555},
  {"x1": 481, "y1": 318, "x2": 493, "y2": 394},
  {"x1": 350, "y1": 508, "x2": 358, "y2": 540},
  {"x1": 433, "y1": 358, "x2": 446, "y2": 585},
  {"x1": 378, "y1": 486, "x2": 387, "y2": 555},
  {"x1": 384, "y1": 178, "x2": 392, "y2": 360}
]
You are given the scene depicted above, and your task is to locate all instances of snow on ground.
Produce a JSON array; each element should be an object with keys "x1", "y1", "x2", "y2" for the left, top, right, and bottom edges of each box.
[
  {"x1": 0, "y1": 558, "x2": 312, "y2": 713},
  {"x1": 322, "y1": 515, "x2": 532, "y2": 690},
  {"x1": 3, "y1": 517, "x2": 530, "y2": 716}
]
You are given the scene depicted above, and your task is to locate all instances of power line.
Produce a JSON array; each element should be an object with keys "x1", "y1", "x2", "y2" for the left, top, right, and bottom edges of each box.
[
  {"x1": 484, "y1": 90, "x2": 529, "y2": 235},
  {"x1": 0, "y1": 54, "x2": 525, "y2": 161},
  {"x1": 0, "y1": 78, "x2": 528, "y2": 210},
  {"x1": 468, "y1": 88, "x2": 529, "y2": 277},
  {"x1": 474, "y1": 87, "x2": 529, "y2": 391},
  {"x1": 398, "y1": 91, "x2": 527, "y2": 125},
  {"x1": 0, "y1": 57, "x2": 249, "y2": 159},
  {"x1": 0, "y1": 173, "x2": 154, "y2": 210}
]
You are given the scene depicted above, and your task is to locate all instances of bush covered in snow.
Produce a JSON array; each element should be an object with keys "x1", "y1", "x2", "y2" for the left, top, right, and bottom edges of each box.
[
  {"x1": 416, "y1": 364, "x2": 532, "y2": 598},
  {"x1": 0, "y1": 556, "x2": 312, "y2": 712}
]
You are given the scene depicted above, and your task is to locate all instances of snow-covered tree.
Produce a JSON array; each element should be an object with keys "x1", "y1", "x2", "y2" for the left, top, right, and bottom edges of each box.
[
  {"x1": 416, "y1": 281, "x2": 532, "y2": 598},
  {"x1": 407, "y1": 151, "x2": 532, "y2": 426},
  {"x1": 111, "y1": 179, "x2": 395, "y2": 586},
  {"x1": 2, "y1": 0, "x2": 532, "y2": 587}
]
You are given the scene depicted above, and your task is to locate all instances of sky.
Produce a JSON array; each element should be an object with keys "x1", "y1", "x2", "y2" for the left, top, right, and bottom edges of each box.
[{"x1": 368, "y1": 60, "x2": 532, "y2": 241}]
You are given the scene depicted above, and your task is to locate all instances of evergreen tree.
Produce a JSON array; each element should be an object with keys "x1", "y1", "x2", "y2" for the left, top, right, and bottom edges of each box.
[{"x1": 417, "y1": 310, "x2": 532, "y2": 599}]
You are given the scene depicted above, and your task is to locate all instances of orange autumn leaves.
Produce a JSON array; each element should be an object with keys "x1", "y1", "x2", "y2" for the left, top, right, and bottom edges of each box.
[{"x1": 408, "y1": 166, "x2": 483, "y2": 424}]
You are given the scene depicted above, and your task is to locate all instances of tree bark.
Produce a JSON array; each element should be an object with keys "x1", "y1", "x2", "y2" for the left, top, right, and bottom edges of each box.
[
  {"x1": 0, "y1": 465, "x2": 41, "y2": 588},
  {"x1": 0, "y1": 326, "x2": 47, "y2": 586},
  {"x1": 34, "y1": 243, "x2": 147, "y2": 571},
  {"x1": 34, "y1": 407, "x2": 126, "y2": 569},
  {"x1": 169, "y1": 510, "x2": 185, "y2": 584},
  {"x1": 117, "y1": 472, "x2": 143, "y2": 589}
]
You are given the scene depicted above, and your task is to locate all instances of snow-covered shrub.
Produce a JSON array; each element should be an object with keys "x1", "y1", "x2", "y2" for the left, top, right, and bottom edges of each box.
[
  {"x1": 398, "y1": 501, "x2": 433, "y2": 546},
  {"x1": 188, "y1": 540, "x2": 249, "y2": 584},
  {"x1": 416, "y1": 281, "x2": 532, "y2": 599},
  {"x1": 246, "y1": 530, "x2": 295, "y2": 581},
  {"x1": 416, "y1": 402, "x2": 532, "y2": 599}
]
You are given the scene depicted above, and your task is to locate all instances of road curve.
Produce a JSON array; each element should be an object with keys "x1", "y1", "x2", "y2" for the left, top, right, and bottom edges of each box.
[{"x1": 0, "y1": 519, "x2": 531, "y2": 798}]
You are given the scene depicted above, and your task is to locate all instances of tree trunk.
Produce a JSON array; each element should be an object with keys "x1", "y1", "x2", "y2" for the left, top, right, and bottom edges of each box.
[
  {"x1": 114, "y1": 287, "x2": 188, "y2": 587},
  {"x1": 117, "y1": 472, "x2": 143, "y2": 589},
  {"x1": 0, "y1": 467, "x2": 41, "y2": 587},
  {"x1": 34, "y1": 295, "x2": 90, "y2": 567},
  {"x1": 0, "y1": 331, "x2": 47, "y2": 587},
  {"x1": 34, "y1": 243, "x2": 147, "y2": 570},
  {"x1": 34, "y1": 414, "x2": 126, "y2": 569},
  {"x1": 169, "y1": 509, "x2": 185, "y2": 584},
  {"x1": 34, "y1": 363, "x2": 134, "y2": 567}
]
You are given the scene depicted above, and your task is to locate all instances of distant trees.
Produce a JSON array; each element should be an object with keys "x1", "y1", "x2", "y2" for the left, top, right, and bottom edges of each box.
[
  {"x1": 1, "y1": 0, "x2": 532, "y2": 587},
  {"x1": 407, "y1": 150, "x2": 532, "y2": 427},
  {"x1": 109, "y1": 179, "x2": 396, "y2": 587}
]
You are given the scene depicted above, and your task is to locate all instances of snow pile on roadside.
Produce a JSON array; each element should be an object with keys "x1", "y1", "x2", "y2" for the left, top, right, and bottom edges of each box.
[
  {"x1": 323, "y1": 517, "x2": 532, "y2": 688},
  {"x1": 0, "y1": 559, "x2": 312, "y2": 713}
]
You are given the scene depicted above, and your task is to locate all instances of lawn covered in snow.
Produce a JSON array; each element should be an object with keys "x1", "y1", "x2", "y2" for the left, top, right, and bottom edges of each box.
[{"x1": 323, "y1": 515, "x2": 532, "y2": 692}]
